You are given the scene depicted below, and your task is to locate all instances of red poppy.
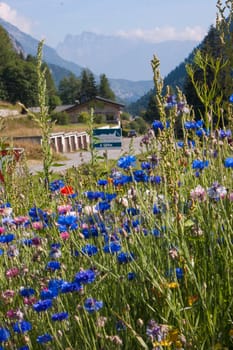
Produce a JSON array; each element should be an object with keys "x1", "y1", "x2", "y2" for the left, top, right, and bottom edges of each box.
[{"x1": 60, "y1": 185, "x2": 74, "y2": 195}]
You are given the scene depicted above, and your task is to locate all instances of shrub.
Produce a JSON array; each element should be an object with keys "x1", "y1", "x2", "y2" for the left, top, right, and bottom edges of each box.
[
  {"x1": 78, "y1": 112, "x2": 89, "y2": 123},
  {"x1": 94, "y1": 113, "x2": 106, "y2": 124},
  {"x1": 51, "y1": 111, "x2": 70, "y2": 125}
]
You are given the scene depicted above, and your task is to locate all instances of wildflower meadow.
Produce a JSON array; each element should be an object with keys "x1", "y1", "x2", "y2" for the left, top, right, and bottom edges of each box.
[{"x1": 1, "y1": 7, "x2": 233, "y2": 349}]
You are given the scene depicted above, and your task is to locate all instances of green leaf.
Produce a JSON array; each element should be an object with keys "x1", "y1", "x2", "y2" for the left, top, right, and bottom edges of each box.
[
  {"x1": 51, "y1": 163, "x2": 65, "y2": 167},
  {"x1": 184, "y1": 219, "x2": 195, "y2": 228}
]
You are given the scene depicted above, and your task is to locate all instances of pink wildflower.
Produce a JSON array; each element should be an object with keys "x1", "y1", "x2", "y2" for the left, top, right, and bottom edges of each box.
[
  {"x1": 60, "y1": 231, "x2": 70, "y2": 240},
  {"x1": 32, "y1": 221, "x2": 44, "y2": 230},
  {"x1": 57, "y1": 204, "x2": 72, "y2": 214},
  {"x1": 190, "y1": 185, "x2": 206, "y2": 202},
  {"x1": 6, "y1": 267, "x2": 20, "y2": 278},
  {"x1": 23, "y1": 296, "x2": 37, "y2": 305},
  {"x1": 229, "y1": 192, "x2": 233, "y2": 201},
  {"x1": 2, "y1": 289, "x2": 15, "y2": 299}
]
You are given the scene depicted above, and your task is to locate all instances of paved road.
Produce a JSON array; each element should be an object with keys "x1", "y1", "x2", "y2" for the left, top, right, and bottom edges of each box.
[{"x1": 29, "y1": 136, "x2": 144, "y2": 173}]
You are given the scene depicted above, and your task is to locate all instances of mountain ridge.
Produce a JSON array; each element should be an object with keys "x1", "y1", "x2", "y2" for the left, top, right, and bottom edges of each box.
[
  {"x1": 56, "y1": 31, "x2": 199, "y2": 81},
  {"x1": 0, "y1": 17, "x2": 199, "y2": 104}
]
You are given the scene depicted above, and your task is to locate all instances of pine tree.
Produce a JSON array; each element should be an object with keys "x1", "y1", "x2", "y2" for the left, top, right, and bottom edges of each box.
[{"x1": 98, "y1": 74, "x2": 115, "y2": 100}]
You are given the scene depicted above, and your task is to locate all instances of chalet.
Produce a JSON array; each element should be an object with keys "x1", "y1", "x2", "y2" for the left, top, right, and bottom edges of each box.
[{"x1": 54, "y1": 96, "x2": 125, "y2": 124}]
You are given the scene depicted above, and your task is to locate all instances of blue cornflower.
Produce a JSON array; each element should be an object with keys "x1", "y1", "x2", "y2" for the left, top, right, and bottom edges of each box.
[
  {"x1": 33, "y1": 299, "x2": 53, "y2": 312},
  {"x1": 132, "y1": 219, "x2": 140, "y2": 227},
  {"x1": 133, "y1": 170, "x2": 148, "y2": 182},
  {"x1": 127, "y1": 272, "x2": 136, "y2": 280},
  {"x1": 60, "y1": 281, "x2": 82, "y2": 293},
  {"x1": 196, "y1": 128, "x2": 209, "y2": 137},
  {"x1": 90, "y1": 226, "x2": 99, "y2": 237},
  {"x1": 20, "y1": 239, "x2": 32, "y2": 246},
  {"x1": 84, "y1": 191, "x2": 104, "y2": 200},
  {"x1": 18, "y1": 346, "x2": 29, "y2": 350},
  {"x1": 224, "y1": 157, "x2": 233, "y2": 168},
  {"x1": 12, "y1": 320, "x2": 32, "y2": 334},
  {"x1": 0, "y1": 233, "x2": 15, "y2": 243},
  {"x1": 196, "y1": 120, "x2": 204, "y2": 128},
  {"x1": 192, "y1": 159, "x2": 209, "y2": 170},
  {"x1": 184, "y1": 120, "x2": 196, "y2": 129},
  {"x1": 229, "y1": 94, "x2": 233, "y2": 103},
  {"x1": 176, "y1": 268, "x2": 184, "y2": 280},
  {"x1": 95, "y1": 201, "x2": 111, "y2": 211},
  {"x1": 117, "y1": 155, "x2": 136, "y2": 169},
  {"x1": 40, "y1": 289, "x2": 58, "y2": 300},
  {"x1": 152, "y1": 120, "x2": 164, "y2": 130},
  {"x1": 57, "y1": 215, "x2": 77, "y2": 226},
  {"x1": 81, "y1": 244, "x2": 98, "y2": 256},
  {"x1": 74, "y1": 269, "x2": 96, "y2": 284},
  {"x1": 127, "y1": 207, "x2": 140, "y2": 216},
  {"x1": 0, "y1": 328, "x2": 10, "y2": 342},
  {"x1": 28, "y1": 207, "x2": 47, "y2": 222},
  {"x1": 153, "y1": 204, "x2": 161, "y2": 215},
  {"x1": 20, "y1": 287, "x2": 35, "y2": 297},
  {"x1": 51, "y1": 312, "x2": 68, "y2": 321},
  {"x1": 46, "y1": 261, "x2": 61, "y2": 271},
  {"x1": 84, "y1": 298, "x2": 103, "y2": 313},
  {"x1": 141, "y1": 161, "x2": 152, "y2": 170},
  {"x1": 97, "y1": 179, "x2": 108, "y2": 186},
  {"x1": 0, "y1": 202, "x2": 11, "y2": 208},
  {"x1": 117, "y1": 251, "x2": 135, "y2": 264},
  {"x1": 149, "y1": 175, "x2": 161, "y2": 184},
  {"x1": 219, "y1": 129, "x2": 232, "y2": 139},
  {"x1": 113, "y1": 175, "x2": 132, "y2": 186},
  {"x1": 37, "y1": 333, "x2": 53, "y2": 343},
  {"x1": 103, "y1": 242, "x2": 121, "y2": 253},
  {"x1": 49, "y1": 179, "x2": 65, "y2": 192},
  {"x1": 102, "y1": 193, "x2": 117, "y2": 202},
  {"x1": 152, "y1": 228, "x2": 161, "y2": 237},
  {"x1": 116, "y1": 320, "x2": 126, "y2": 331},
  {"x1": 50, "y1": 243, "x2": 61, "y2": 250},
  {"x1": 48, "y1": 279, "x2": 64, "y2": 292},
  {"x1": 177, "y1": 141, "x2": 184, "y2": 148}
]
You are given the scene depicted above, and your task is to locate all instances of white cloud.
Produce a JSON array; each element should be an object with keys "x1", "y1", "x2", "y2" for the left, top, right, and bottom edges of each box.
[
  {"x1": 116, "y1": 26, "x2": 206, "y2": 43},
  {"x1": 0, "y1": 2, "x2": 32, "y2": 34}
]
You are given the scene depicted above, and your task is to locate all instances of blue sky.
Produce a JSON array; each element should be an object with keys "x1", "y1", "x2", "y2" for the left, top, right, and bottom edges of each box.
[{"x1": 0, "y1": 0, "x2": 218, "y2": 48}]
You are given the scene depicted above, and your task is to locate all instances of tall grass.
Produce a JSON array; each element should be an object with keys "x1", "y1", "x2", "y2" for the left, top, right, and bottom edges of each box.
[{"x1": 0, "y1": 8, "x2": 233, "y2": 348}]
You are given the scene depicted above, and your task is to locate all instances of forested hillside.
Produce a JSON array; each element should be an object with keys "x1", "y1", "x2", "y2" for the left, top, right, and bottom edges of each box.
[{"x1": 0, "y1": 25, "x2": 59, "y2": 109}]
